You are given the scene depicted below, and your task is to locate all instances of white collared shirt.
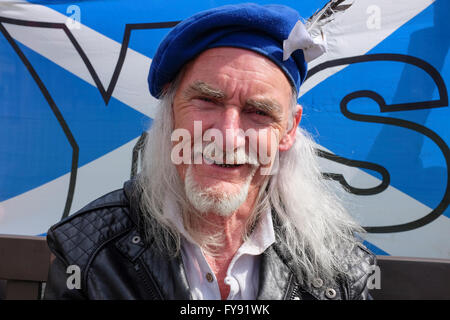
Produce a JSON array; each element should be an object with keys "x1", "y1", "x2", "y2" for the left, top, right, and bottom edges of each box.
[{"x1": 164, "y1": 197, "x2": 276, "y2": 300}]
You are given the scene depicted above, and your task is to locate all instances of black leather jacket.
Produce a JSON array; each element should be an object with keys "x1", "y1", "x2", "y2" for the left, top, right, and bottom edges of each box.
[{"x1": 44, "y1": 180, "x2": 376, "y2": 300}]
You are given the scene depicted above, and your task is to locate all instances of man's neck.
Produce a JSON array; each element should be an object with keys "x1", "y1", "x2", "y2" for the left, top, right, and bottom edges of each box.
[
  {"x1": 198, "y1": 187, "x2": 260, "y2": 299},
  {"x1": 201, "y1": 214, "x2": 247, "y2": 300}
]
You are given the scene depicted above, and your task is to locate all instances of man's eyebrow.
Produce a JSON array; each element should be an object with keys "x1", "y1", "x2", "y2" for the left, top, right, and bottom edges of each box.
[
  {"x1": 183, "y1": 81, "x2": 226, "y2": 100},
  {"x1": 245, "y1": 98, "x2": 283, "y2": 122}
]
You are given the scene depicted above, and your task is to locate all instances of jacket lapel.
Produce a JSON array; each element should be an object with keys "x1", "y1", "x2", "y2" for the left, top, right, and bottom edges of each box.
[
  {"x1": 256, "y1": 245, "x2": 295, "y2": 300},
  {"x1": 138, "y1": 244, "x2": 192, "y2": 300},
  {"x1": 122, "y1": 179, "x2": 192, "y2": 300}
]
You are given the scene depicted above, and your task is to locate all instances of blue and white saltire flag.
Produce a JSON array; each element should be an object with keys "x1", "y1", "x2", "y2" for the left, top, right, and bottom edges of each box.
[{"x1": 0, "y1": 0, "x2": 448, "y2": 259}]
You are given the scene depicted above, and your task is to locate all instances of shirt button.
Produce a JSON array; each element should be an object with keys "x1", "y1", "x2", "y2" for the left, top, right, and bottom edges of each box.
[
  {"x1": 205, "y1": 273, "x2": 214, "y2": 283},
  {"x1": 325, "y1": 288, "x2": 337, "y2": 299}
]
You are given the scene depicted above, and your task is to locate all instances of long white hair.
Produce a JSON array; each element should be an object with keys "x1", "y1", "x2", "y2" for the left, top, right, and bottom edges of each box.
[{"x1": 136, "y1": 79, "x2": 364, "y2": 285}]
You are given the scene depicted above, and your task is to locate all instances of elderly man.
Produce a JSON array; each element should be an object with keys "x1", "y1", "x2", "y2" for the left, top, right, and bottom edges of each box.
[{"x1": 45, "y1": 3, "x2": 375, "y2": 300}]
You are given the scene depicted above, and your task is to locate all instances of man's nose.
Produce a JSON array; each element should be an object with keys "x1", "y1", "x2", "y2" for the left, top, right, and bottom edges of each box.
[{"x1": 215, "y1": 107, "x2": 246, "y2": 151}]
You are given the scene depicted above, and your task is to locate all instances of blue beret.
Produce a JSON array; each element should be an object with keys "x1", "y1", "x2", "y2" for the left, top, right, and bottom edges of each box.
[{"x1": 148, "y1": 3, "x2": 308, "y2": 98}]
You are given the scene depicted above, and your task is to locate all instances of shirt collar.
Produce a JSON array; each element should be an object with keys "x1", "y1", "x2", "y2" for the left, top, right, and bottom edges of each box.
[{"x1": 239, "y1": 206, "x2": 276, "y2": 256}]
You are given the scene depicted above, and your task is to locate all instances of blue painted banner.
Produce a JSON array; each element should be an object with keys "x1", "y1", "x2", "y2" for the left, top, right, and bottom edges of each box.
[{"x1": 0, "y1": 0, "x2": 448, "y2": 258}]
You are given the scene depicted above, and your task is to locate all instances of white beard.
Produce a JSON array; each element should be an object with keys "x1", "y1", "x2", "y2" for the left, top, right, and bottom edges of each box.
[{"x1": 184, "y1": 165, "x2": 257, "y2": 217}]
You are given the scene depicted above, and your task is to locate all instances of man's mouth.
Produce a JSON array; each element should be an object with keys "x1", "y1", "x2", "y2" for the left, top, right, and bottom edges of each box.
[
  {"x1": 203, "y1": 155, "x2": 246, "y2": 168},
  {"x1": 214, "y1": 163, "x2": 244, "y2": 168}
]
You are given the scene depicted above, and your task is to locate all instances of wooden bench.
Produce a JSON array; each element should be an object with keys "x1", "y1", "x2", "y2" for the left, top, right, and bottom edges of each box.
[
  {"x1": 1, "y1": 234, "x2": 449, "y2": 299},
  {"x1": 370, "y1": 255, "x2": 450, "y2": 299},
  {"x1": 0, "y1": 234, "x2": 52, "y2": 300}
]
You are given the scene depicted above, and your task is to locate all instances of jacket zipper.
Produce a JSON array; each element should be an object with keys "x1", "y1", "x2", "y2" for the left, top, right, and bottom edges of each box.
[
  {"x1": 134, "y1": 260, "x2": 162, "y2": 300},
  {"x1": 290, "y1": 283, "x2": 300, "y2": 300}
]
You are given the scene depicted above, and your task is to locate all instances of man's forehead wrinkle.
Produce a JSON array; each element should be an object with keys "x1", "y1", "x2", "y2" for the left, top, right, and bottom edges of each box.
[
  {"x1": 217, "y1": 71, "x2": 291, "y2": 100},
  {"x1": 220, "y1": 64, "x2": 288, "y2": 86},
  {"x1": 193, "y1": 48, "x2": 291, "y2": 90}
]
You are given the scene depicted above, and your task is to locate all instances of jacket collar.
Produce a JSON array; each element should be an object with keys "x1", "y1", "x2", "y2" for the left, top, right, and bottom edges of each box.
[{"x1": 123, "y1": 179, "x2": 147, "y2": 233}]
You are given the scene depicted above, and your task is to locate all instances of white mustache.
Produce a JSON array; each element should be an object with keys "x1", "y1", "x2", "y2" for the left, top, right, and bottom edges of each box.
[{"x1": 199, "y1": 141, "x2": 259, "y2": 166}]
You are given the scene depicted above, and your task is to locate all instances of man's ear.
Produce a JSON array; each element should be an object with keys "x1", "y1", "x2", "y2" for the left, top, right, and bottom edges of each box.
[{"x1": 278, "y1": 104, "x2": 302, "y2": 152}]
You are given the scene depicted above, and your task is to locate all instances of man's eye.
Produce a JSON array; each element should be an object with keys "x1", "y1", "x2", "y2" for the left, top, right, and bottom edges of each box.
[
  {"x1": 255, "y1": 110, "x2": 268, "y2": 116},
  {"x1": 247, "y1": 108, "x2": 268, "y2": 117},
  {"x1": 196, "y1": 96, "x2": 215, "y2": 103}
]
